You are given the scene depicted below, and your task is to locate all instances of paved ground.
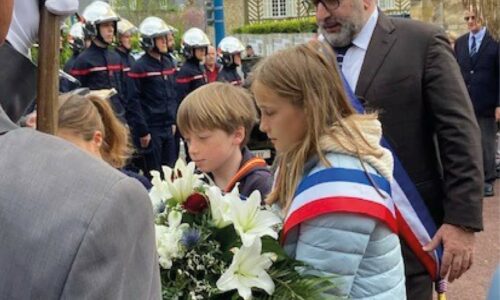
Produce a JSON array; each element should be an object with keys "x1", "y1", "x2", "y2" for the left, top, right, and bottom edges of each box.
[{"x1": 434, "y1": 181, "x2": 499, "y2": 299}]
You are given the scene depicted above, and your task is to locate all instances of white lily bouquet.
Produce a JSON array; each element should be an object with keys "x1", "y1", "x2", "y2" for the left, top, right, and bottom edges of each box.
[{"x1": 150, "y1": 159, "x2": 336, "y2": 300}]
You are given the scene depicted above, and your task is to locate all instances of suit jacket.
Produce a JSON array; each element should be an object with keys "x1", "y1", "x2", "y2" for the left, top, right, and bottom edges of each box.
[
  {"x1": 355, "y1": 13, "x2": 483, "y2": 232},
  {"x1": 454, "y1": 29, "x2": 500, "y2": 117},
  {"x1": 0, "y1": 108, "x2": 161, "y2": 299}
]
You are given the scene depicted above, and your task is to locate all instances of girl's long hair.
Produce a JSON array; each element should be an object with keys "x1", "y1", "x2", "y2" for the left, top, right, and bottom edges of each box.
[{"x1": 251, "y1": 41, "x2": 383, "y2": 212}]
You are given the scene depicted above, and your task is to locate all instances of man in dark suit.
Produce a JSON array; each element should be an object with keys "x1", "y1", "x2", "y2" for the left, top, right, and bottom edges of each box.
[
  {"x1": 454, "y1": 10, "x2": 500, "y2": 197},
  {"x1": 313, "y1": 0, "x2": 483, "y2": 299}
]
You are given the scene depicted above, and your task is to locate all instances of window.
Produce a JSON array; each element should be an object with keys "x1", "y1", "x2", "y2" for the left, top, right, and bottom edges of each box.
[
  {"x1": 378, "y1": 0, "x2": 395, "y2": 10},
  {"x1": 271, "y1": 0, "x2": 287, "y2": 17}
]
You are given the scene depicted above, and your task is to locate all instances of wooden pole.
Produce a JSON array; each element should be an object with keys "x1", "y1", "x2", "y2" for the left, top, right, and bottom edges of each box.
[{"x1": 36, "y1": 7, "x2": 59, "y2": 134}]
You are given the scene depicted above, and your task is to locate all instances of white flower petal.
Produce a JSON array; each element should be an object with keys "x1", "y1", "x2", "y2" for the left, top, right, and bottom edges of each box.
[
  {"x1": 241, "y1": 271, "x2": 275, "y2": 296},
  {"x1": 216, "y1": 239, "x2": 273, "y2": 299},
  {"x1": 168, "y1": 210, "x2": 182, "y2": 228},
  {"x1": 236, "y1": 283, "x2": 253, "y2": 300}
]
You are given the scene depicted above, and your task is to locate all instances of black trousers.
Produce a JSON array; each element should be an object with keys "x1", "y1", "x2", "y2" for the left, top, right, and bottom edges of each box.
[
  {"x1": 477, "y1": 116, "x2": 496, "y2": 183},
  {"x1": 402, "y1": 239, "x2": 433, "y2": 300},
  {"x1": 138, "y1": 126, "x2": 177, "y2": 179}
]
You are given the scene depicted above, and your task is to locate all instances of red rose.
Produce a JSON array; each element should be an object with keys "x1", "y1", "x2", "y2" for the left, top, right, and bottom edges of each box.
[{"x1": 183, "y1": 193, "x2": 208, "y2": 214}]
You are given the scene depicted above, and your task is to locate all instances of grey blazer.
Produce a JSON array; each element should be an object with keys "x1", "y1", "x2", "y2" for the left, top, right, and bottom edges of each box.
[{"x1": 0, "y1": 108, "x2": 161, "y2": 299}]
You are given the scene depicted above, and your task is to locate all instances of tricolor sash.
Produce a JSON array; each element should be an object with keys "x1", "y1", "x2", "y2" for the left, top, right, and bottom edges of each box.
[
  {"x1": 341, "y1": 76, "x2": 443, "y2": 284},
  {"x1": 283, "y1": 166, "x2": 398, "y2": 243}
]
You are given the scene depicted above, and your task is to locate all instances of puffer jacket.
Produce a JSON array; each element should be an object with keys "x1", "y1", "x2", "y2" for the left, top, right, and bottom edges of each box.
[{"x1": 281, "y1": 116, "x2": 406, "y2": 299}]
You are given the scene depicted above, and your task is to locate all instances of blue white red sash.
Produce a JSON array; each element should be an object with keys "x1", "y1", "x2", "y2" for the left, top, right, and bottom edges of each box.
[
  {"x1": 283, "y1": 167, "x2": 398, "y2": 242},
  {"x1": 341, "y1": 76, "x2": 442, "y2": 281}
]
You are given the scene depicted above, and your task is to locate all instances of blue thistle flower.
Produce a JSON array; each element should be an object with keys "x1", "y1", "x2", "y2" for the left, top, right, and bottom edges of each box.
[
  {"x1": 154, "y1": 201, "x2": 166, "y2": 215},
  {"x1": 181, "y1": 228, "x2": 201, "y2": 249}
]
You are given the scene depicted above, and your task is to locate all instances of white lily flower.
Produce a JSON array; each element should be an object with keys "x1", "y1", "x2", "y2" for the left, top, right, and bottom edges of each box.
[
  {"x1": 216, "y1": 239, "x2": 275, "y2": 300},
  {"x1": 155, "y1": 210, "x2": 189, "y2": 269},
  {"x1": 228, "y1": 189, "x2": 281, "y2": 247},
  {"x1": 161, "y1": 159, "x2": 204, "y2": 204},
  {"x1": 206, "y1": 185, "x2": 233, "y2": 228},
  {"x1": 149, "y1": 170, "x2": 171, "y2": 213}
]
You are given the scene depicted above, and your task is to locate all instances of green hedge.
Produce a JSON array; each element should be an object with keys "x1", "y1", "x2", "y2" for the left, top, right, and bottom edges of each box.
[{"x1": 233, "y1": 17, "x2": 316, "y2": 34}]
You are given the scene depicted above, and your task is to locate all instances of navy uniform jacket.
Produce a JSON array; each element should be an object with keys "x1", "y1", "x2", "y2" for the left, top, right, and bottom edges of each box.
[
  {"x1": 217, "y1": 66, "x2": 242, "y2": 86},
  {"x1": 175, "y1": 58, "x2": 206, "y2": 104},
  {"x1": 71, "y1": 42, "x2": 126, "y2": 121},
  {"x1": 63, "y1": 52, "x2": 79, "y2": 74},
  {"x1": 455, "y1": 29, "x2": 500, "y2": 117},
  {"x1": 116, "y1": 48, "x2": 136, "y2": 121},
  {"x1": 60, "y1": 52, "x2": 81, "y2": 93},
  {"x1": 127, "y1": 52, "x2": 177, "y2": 138}
]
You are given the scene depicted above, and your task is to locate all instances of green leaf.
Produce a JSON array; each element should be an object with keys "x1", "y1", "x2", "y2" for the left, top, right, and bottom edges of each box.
[{"x1": 212, "y1": 225, "x2": 240, "y2": 252}]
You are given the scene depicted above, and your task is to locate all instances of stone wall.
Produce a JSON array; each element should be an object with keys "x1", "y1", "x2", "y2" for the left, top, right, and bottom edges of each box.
[
  {"x1": 409, "y1": 0, "x2": 470, "y2": 37},
  {"x1": 223, "y1": 0, "x2": 246, "y2": 36}
]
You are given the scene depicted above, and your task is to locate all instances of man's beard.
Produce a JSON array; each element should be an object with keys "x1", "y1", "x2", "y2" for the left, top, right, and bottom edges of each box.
[
  {"x1": 319, "y1": 21, "x2": 360, "y2": 47},
  {"x1": 317, "y1": 4, "x2": 365, "y2": 47}
]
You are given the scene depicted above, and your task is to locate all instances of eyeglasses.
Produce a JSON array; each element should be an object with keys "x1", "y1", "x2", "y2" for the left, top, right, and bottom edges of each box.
[
  {"x1": 464, "y1": 16, "x2": 476, "y2": 21},
  {"x1": 302, "y1": 0, "x2": 341, "y2": 12}
]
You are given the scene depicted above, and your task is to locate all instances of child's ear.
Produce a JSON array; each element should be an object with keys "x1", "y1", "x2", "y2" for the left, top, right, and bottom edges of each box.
[
  {"x1": 92, "y1": 130, "x2": 103, "y2": 148},
  {"x1": 233, "y1": 126, "x2": 245, "y2": 146}
]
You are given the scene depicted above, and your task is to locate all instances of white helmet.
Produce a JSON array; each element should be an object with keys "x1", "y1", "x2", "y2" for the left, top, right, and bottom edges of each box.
[
  {"x1": 82, "y1": 1, "x2": 120, "y2": 40},
  {"x1": 68, "y1": 22, "x2": 85, "y2": 52},
  {"x1": 139, "y1": 16, "x2": 172, "y2": 51},
  {"x1": 182, "y1": 27, "x2": 210, "y2": 60},
  {"x1": 117, "y1": 18, "x2": 137, "y2": 36},
  {"x1": 218, "y1": 36, "x2": 245, "y2": 55},
  {"x1": 218, "y1": 36, "x2": 245, "y2": 67}
]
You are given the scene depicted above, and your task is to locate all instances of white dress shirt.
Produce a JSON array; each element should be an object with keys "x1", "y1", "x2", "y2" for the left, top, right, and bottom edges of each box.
[{"x1": 341, "y1": 9, "x2": 379, "y2": 91}]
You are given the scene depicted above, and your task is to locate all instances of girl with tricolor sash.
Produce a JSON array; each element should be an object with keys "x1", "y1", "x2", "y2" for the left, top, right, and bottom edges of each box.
[{"x1": 250, "y1": 42, "x2": 406, "y2": 299}]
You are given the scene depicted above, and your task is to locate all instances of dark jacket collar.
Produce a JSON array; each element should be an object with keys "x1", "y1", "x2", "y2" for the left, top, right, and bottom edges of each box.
[{"x1": 356, "y1": 11, "x2": 397, "y2": 96}]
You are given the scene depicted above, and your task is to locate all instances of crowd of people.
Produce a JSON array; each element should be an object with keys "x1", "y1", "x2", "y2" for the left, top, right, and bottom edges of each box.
[{"x1": 0, "y1": 0, "x2": 498, "y2": 299}]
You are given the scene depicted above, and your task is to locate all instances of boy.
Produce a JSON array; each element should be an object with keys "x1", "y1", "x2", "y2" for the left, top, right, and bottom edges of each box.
[{"x1": 177, "y1": 82, "x2": 271, "y2": 198}]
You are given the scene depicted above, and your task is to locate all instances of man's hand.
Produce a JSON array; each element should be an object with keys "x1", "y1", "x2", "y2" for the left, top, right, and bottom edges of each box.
[
  {"x1": 423, "y1": 224, "x2": 475, "y2": 282},
  {"x1": 495, "y1": 107, "x2": 500, "y2": 122},
  {"x1": 172, "y1": 125, "x2": 176, "y2": 135},
  {"x1": 140, "y1": 134, "x2": 151, "y2": 148}
]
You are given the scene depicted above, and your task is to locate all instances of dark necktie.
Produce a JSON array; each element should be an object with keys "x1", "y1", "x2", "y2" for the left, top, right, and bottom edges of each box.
[
  {"x1": 470, "y1": 36, "x2": 477, "y2": 57},
  {"x1": 334, "y1": 44, "x2": 353, "y2": 68}
]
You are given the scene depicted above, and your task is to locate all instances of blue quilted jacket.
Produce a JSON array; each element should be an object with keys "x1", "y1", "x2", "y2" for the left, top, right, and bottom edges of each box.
[{"x1": 283, "y1": 152, "x2": 406, "y2": 299}]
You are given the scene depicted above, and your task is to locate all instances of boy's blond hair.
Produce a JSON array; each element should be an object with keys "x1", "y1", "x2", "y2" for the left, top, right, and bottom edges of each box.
[{"x1": 177, "y1": 82, "x2": 257, "y2": 147}]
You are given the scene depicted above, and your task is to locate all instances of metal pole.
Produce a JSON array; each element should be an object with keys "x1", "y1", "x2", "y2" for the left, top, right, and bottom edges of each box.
[
  {"x1": 214, "y1": 0, "x2": 225, "y2": 46},
  {"x1": 36, "y1": 8, "x2": 60, "y2": 134}
]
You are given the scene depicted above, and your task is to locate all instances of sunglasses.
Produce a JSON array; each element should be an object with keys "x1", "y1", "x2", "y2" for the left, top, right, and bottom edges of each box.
[{"x1": 464, "y1": 16, "x2": 476, "y2": 21}]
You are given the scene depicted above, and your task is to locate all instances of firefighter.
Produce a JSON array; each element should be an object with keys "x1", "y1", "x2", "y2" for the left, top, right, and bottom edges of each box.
[
  {"x1": 175, "y1": 27, "x2": 210, "y2": 103},
  {"x1": 115, "y1": 18, "x2": 138, "y2": 123},
  {"x1": 217, "y1": 36, "x2": 245, "y2": 86},
  {"x1": 70, "y1": 1, "x2": 126, "y2": 122},
  {"x1": 127, "y1": 16, "x2": 178, "y2": 176}
]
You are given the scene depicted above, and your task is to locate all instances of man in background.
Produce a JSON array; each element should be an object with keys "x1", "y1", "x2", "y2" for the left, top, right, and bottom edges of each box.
[{"x1": 454, "y1": 10, "x2": 500, "y2": 197}]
